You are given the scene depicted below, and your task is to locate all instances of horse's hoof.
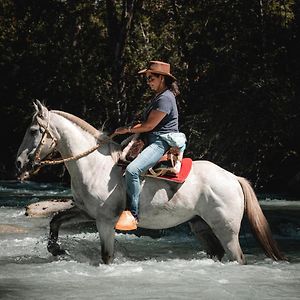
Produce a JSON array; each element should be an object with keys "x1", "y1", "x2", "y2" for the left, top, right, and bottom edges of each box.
[{"x1": 47, "y1": 242, "x2": 66, "y2": 256}]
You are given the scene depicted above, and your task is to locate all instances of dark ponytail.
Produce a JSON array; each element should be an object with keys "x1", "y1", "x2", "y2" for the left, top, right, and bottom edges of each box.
[{"x1": 165, "y1": 76, "x2": 180, "y2": 97}]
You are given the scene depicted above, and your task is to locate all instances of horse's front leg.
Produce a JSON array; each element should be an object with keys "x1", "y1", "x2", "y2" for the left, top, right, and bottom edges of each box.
[
  {"x1": 48, "y1": 206, "x2": 92, "y2": 256},
  {"x1": 96, "y1": 218, "x2": 116, "y2": 264}
]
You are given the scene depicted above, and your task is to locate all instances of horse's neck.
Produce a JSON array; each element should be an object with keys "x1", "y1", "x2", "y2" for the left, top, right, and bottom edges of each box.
[
  {"x1": 51, "y1": 113, "x2": 116, "y2": 175},
  {"x1": 51, "y1": 114, "x2": 94, "y2": 156},
  {"x1": 50, "y1": 113, "x2": 122, "y2": 203}
]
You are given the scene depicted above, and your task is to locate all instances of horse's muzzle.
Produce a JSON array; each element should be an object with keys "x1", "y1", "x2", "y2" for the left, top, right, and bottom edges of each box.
[
  {"x1": 15, "y1": 159, "x2": 22, "y2": 172},
  {"x1": 15, "y1": 157, "x2": 39, "y2": 181}
]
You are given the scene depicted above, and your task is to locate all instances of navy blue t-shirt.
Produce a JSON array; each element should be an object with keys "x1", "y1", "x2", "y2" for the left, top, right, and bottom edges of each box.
[{"x1": 143, "y1": 89, "x2": 179, "y2": 134}]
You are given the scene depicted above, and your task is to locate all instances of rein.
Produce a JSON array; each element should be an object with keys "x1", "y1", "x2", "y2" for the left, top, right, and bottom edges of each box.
[
  {"x1": 40, "y1": 143, "x2": 107, "y2": 166},
  {"x1": 30, "y1": 112, "x2": 116, "y2": 176}
]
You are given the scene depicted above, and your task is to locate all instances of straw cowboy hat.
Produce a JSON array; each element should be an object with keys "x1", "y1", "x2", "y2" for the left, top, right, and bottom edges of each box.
[{"x1": 138, "y1": 61, "x2": 176, "y2": 81}]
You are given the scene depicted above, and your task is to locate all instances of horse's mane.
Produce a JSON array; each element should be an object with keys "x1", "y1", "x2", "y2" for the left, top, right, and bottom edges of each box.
[
  {"x1": 51, "y1": 110, "x2": 121, "y2": 162},
  {"x1": 52, "y1": 110, "x2": 102, "y2": 139}
]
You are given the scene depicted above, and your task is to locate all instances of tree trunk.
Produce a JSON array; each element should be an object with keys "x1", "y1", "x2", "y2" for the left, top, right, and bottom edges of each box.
[{"x1": 105, "y1": 0, "x2": 137, "y2": 123}]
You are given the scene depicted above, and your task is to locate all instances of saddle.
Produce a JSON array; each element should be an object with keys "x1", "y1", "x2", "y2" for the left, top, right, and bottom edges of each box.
[{"x1": 118, "y1": 134, "x2": 192, "y2": 183}]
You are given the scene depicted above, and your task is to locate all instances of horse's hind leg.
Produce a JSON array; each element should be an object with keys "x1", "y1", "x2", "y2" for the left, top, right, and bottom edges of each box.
[
  {"x1": 48, "y1": 206, "x2": 92, "y2": 256},
  {"x1": 221, "y1": 232, "x2": 245, "y2": 264},
  {"x1": 189, "y1": 216, "x2": 225, "y2": 261},
  {"x1": 212, "y1": 222, "x2": 245, "y2": 264}
]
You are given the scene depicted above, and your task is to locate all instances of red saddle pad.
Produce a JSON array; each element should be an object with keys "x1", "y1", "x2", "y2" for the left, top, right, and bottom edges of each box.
[{"x1": 147, "y1": 158, "x2": 193, "y2": 183}]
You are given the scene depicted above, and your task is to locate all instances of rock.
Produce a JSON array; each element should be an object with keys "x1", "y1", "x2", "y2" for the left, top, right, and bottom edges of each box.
[
  {"x1": 25, "y1": 199, "x2": 74, "y2": 217},
  {"x1": 0, "y1": 224, "x2": 28, "y2": 233}
]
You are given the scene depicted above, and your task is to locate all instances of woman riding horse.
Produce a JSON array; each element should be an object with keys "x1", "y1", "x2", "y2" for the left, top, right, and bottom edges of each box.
[
  {"x1": 114, "y1": 61, "x2": 186, "y2": 229},
  {"x1": 16, "y1": 100, "x2": 285, "y2": 264}
]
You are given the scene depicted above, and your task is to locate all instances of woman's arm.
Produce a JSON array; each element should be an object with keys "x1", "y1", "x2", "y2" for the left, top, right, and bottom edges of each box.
[{"x1": 114, "y1": 110, "x2": 166, "y2": 135}]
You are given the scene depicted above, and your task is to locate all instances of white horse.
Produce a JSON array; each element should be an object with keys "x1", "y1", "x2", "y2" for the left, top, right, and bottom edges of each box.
[{"x1": 16, "y1": 101, "x2": 285, "y2": 264}]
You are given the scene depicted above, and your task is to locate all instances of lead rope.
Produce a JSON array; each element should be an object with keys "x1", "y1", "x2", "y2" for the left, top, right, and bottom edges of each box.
[
  {"x1": 30, "y1": 133, "x2": 116, "y2": 177},
  {"x1": 40, "y1": 133, "x2": 117, "y2": 167}
]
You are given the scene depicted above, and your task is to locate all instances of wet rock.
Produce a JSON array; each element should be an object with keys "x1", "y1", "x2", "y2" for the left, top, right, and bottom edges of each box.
[
  {"x1": 25, "y1": 199, "x2": 74, "y2": 217},
  {"x1": 0, "y1": 224, "x2": 28, "y2": 233}
]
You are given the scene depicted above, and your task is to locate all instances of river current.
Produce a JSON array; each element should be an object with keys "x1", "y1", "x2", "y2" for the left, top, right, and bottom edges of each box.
[{"x1": 0, "y1": 180, "x2": 299, "y2": 300}]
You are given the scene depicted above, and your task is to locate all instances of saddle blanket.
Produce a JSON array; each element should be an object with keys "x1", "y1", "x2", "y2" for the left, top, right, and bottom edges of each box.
[{"x1": 146, "y1": 158, "x2": 193, "y2": 183}]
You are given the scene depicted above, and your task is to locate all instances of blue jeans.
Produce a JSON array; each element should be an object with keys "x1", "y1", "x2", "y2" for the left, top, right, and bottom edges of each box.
[{"x1": 125, "y1": 133, "x2": 170, "y2": 217}]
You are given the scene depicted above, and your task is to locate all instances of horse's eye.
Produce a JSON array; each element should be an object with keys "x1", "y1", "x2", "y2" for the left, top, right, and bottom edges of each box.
[{"x1": 30, "y1": 128, "x2": 38, "y2": 135}]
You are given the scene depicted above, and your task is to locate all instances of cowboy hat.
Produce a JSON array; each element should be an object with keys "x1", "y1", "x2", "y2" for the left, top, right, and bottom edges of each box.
[{"x1": 138, "y1": 61, "x2": 176, "y2": 81}]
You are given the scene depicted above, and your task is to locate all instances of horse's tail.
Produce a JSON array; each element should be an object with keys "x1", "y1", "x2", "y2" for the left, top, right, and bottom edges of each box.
[{"x1": 237, "y1": 176, "x2": 286, "y2": 261}]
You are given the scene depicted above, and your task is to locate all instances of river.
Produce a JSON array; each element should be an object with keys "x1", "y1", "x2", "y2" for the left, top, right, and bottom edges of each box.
[{"x1": 0, "y1": 180, "x2": 299, "y2": 300}]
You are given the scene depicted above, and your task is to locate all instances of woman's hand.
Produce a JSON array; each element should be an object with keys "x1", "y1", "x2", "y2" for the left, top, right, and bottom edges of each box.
[{"x1": 114, "y1": 126, "x2": 129, "y2": 135}]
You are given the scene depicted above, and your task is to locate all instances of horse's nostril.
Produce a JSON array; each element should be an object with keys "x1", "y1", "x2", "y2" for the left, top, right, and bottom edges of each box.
[{"x1": 16, "y1": 159, "x2": 22, "y2": 171}]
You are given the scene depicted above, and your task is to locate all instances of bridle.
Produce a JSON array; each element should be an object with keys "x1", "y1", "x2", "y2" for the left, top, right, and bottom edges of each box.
[
  {"x1": 25, "y1": 112, "x2": 115, "y2": 178},
  {"x1": 32, "y1": 113, "x2": 57, "y2": 168}
]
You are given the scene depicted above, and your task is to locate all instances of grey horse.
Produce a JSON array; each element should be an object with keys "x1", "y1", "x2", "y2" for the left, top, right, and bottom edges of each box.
[{"x1": 16, "y1": 101, "x2": 284, "y2": 264}]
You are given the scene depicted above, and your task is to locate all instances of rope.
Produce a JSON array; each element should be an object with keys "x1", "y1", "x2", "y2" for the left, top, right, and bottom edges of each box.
[
  {"x1": 40, "y1": 133, "x2": 116, "y2": 166},
  {"x1": 148, "y1": 167, "x2": 165, "y2": 177}
]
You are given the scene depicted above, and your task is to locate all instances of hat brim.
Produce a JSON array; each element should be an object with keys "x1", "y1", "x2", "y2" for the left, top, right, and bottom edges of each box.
[{"x1": 138, "y1": 68, "x2": 177, "y2": 81}]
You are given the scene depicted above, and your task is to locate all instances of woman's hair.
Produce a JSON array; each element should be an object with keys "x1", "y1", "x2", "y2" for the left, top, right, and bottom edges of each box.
[
  {"x1": 152, "y1": 73, "x2": 180, "y2": 96},
  {"x1": 165, "y1": 76, "x2": 180, "y2": 97}
]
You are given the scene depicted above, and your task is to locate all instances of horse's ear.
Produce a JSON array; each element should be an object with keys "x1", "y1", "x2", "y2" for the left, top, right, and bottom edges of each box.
[
  {"x1": 33, "y1": 102, "x2": 39, "y2": 113},
  {"x1": 33, "y1": 99, "x2": 48, "y2": 118}
]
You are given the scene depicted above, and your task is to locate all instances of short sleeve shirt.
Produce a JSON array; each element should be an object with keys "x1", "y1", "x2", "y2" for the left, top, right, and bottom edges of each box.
[{"x1": 143, "y1": 89, "x2": 179, "y2": 134}]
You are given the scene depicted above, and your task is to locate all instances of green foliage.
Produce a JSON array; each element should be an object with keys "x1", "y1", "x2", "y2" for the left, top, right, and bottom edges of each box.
[{"x1": 0, "y1": 0, "x2": 299, "y2": 193}]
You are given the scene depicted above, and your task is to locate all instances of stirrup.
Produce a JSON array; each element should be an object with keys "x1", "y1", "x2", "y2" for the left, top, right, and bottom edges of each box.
[{"x1": 115, "y1": 210, "x2": 138, "y2": 231}]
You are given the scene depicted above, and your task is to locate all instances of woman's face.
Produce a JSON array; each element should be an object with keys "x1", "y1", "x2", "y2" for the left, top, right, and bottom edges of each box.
[{"x1": 146, "y1": 72, "x2": 165, "y2": 93}]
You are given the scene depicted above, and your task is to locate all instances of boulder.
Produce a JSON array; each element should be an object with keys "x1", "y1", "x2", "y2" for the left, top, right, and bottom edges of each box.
[
  {"x1": 0, "y1": 224, "x2": 28, "y2": 233},
  {"x1": 25, "y1": 199, "x2": 74, "y2": 217}
]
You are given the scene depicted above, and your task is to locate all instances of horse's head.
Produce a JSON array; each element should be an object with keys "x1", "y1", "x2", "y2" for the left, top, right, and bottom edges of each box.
[{"x1": 16, "y1": 100, "x2": 57, "y2": 180}]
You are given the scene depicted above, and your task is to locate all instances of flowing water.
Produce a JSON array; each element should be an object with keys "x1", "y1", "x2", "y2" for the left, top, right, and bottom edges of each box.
[{"x1": 0, "y1": 180, "x2": 299, "y2": 300}]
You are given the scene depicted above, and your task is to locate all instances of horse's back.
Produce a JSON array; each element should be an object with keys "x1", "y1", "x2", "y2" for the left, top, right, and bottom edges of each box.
[
  {"x1": 190, "y1": 160, "x2": 242, "y2": 194},
  {"x1": 191, "y1": 159, "x2": 235, "y2": 179},
  {"x1": 138, "y1": 159, "x2": 244, "y2": 229}
]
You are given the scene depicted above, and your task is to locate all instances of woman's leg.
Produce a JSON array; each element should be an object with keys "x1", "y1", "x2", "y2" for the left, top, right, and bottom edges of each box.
[{"x1": 125, "y1": 136, "x2": 169, "y2": 218}]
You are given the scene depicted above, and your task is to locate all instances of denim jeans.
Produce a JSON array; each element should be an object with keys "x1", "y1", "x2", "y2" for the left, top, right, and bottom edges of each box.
[{"x1": 125, "y1": 133, "x2": 170, "y2": 217}]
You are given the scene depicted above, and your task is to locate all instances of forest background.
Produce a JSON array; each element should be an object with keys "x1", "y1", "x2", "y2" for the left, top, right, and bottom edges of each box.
[{"x1": 0, "y1": 0, "x2": 299, "y2": 195}]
